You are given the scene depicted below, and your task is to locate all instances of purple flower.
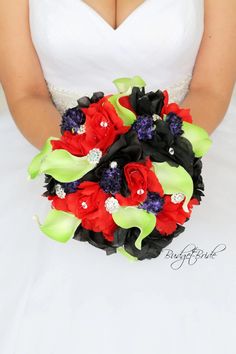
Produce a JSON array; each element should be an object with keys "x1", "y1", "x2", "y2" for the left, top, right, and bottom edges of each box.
[
  {"x1": 132, "y1": 114, "x2": 155, "y2": 141},
  {"x1": 99, "y1": 167, "x2": 122, "y2": 194},
  {"x1": 139, "y1": 192, "x2": 164, "y2": 215},
  {"x1": 60, "y1": 107, "x2": 85, "y2": 134},
  {"x1": 165, "y1": 113, "x2": 183, "y2": 136},
  {"x1": 62, "y1": 180, "x2": 81, "y2": 194}
]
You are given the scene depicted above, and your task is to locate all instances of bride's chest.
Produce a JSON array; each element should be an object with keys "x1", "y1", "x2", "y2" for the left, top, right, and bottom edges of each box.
[{"x1": 29, "y1": 0, "x2": 204, "y2": 62}]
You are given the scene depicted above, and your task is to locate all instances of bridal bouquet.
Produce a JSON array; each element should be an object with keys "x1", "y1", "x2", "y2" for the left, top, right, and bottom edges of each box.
[{"x1": 28, "y1": 75, "x2": 212, "y2": 261}]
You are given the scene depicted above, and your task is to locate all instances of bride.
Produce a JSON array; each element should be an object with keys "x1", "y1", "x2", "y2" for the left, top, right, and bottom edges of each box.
[{"x1": 0, "y1": 0, "x2": 235, "y2": 353}]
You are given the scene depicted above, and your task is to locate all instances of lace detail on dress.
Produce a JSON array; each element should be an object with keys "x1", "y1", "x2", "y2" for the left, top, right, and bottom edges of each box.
[
  {"x1": 166, "y1": 74, "x2": 192, "y2": 104},
  {"x1": 46, "y1": 74, "x2": 192, "y2": 115}
]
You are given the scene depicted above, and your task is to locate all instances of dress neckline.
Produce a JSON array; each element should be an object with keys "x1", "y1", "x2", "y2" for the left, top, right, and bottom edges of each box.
[{"x1": 80, "y1": 0, "x2": 148, "y2": 32}]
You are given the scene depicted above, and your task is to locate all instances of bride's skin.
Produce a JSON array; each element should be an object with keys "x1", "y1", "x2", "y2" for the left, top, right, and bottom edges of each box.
[{"x1": 0, "y1": 0, "x2": 235, "y2": 150}]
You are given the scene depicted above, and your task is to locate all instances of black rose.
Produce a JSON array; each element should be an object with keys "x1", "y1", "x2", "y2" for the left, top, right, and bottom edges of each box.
[
  {"x1": 192, "y1": 158, "x2": 205, "y2": 201},
  {"x1": 141, "y1": 119, "x2": 195, "y2": 176},
  {"x1": 129, "y1": 87, "x2": 165, "y2": 116},
  {"x1": 73, "y1": 225, "x2": 117, "y2": 256},
  {"x1": 115, "y1": 224, "x2": 185, "y2": 260},
  {"x1": 73, "y1": 223, "x2": 185, "y2": 261}
]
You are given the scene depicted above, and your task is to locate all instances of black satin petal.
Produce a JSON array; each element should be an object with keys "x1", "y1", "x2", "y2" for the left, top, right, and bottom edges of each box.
[
  {"x1": 73, "y1": 225, "x2": 117, "y2": 256},
  {"x1": 79, "y1": 129, "x2": 144, "y2": 196},
  {"x1": 73, "y1": 224, "x2": 185, "y2": 261},
  {"x1": 129, "y1": 87, "x2": 165, "y2": 116},
  {"x1": 122, "y1": 225, "x2": 185, "y2": 260},
  {"x1": 77, "y1": 96, "x2": 91, "y2": 108},
  {"x1": 90, "y1": 91, "x2": 104, "y2": 103},
  {"x1": 77, "y1": 91, "x2": 104, "y2": 108},
  {"x1": 141, "y1": 120, "x2": 195, "y2": 176},
  {"x1": 192, "y1": 158, "x2": 205, "y2": 201},
  {"x1": 42, "y1": 174, "x2": 57, "y2": 197}
]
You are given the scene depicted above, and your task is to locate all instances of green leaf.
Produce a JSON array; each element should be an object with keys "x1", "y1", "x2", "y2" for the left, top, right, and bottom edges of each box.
[
  {"x1": 152, "y1": 161, "x2": 193, "y2": 213},
  {"x1": 39, "y1": 149, "x2": 95, "y2": 182},
  {"x1": 27, "y1": 136, "x2": 59, "y2": 179},
  {"x1": 34, "y1": 209, "x2": 81, "y2": 243},
  {"x1": 182, "y1": 121, "x2": 212, "y2": 157},
  {"x1": 112, "y1": 206, "x2": 156, "y2": 250}
]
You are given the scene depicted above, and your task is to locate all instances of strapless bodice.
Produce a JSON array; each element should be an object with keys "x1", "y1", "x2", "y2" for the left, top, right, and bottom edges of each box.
[{"x1": 28, "y1": 0, "x2": 204, "y2": 114}]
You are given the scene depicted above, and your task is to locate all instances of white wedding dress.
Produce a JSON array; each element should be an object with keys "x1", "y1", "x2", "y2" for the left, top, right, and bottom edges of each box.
[{"x1": 0, "y1": 0, "x2": 236, "y2": 353}]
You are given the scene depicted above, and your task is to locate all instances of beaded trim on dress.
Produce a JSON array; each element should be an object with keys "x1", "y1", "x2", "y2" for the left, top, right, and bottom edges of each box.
[{"x1": 46, "y1": 74, "x2": 192, "y2": 115}]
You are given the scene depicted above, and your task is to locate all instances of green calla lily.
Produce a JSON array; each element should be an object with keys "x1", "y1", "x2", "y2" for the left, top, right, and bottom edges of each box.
[
  {"x1": 108, "y1": 75, "x2": 146, "y2": 126},
  {"x1": 38, "y1": 149, "x2": 97, "y2": 183},
  {"x1": 152, "y1": 161, "x2": 193, "y2": 213},
  {"x1": 112, "y1": 75, "x2": 146, "y2": 94},
  {"x1": 27, "y1": 136, "x2": 59, "y2": 179},
  {"x1": 182, "y1": 121, "x2": 212, "y2": 158},
  {"x1": 33, "y1": 209, "x2": 81, "y2": 243},
  {"x1": 108, "y1": 94, "x2": 137, "y2": 125},
  {"x1": 112, "y1": 206, "x2": 156, "y2": 250}
]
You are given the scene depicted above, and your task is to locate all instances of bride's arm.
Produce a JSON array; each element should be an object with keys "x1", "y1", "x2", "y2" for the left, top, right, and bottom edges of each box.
[
  {"x1": 181, "y1": 0, "x2": 236, "y2": 135},
  {"x1": 0, "y1": 0, "x2": 61, "y2": 150}
]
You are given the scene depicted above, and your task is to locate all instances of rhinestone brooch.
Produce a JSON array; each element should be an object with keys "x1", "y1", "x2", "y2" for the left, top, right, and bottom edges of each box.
[
  {"x1": 55, "y1": 184, "x2": 66, "y2": 199},
  {"x1": 100, "y1": 121, "x2": 108, "y2": 127},
  {"x1": 171, "y1": 193, "x2": 185, "y2": 204},
  {"x1": 81, "y1": 201, "x2": 88, "y2": 209},
  {"x1": 137, "y1": 189, "x2": 145, "y2": 195},
  {"x1": 87, "y1": 148, "x2": 102, "y2": 164},
  {"x1": 110, "y1": 161, "x2": 118, "y2": 169},
  {"x1": 105, "y1": 197, "x2": 120, "y2": 214},
  {"x1": 152, "y1": 114, "x2": 162, "y2": 121},
  {"x1": 77, "y1": 124, "x2": 86, "y2": 134}
]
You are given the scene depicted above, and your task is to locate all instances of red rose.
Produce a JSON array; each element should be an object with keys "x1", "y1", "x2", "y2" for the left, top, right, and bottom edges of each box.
[
  {"x1": 115, "y1": 158, "x2": 164, "y2": 206},
  {"x1": 48, "y1": 181, "x2": 117, "y2": 241},
  {"x1": 48, "y1": 194, "x2": 71, "y2": 212},
  {"x1": 50, "y1": 131, "x2": 89, "y2": 157},
  {"x1": 156, "y1": 196, "x2": 199, "y2": 235},
  {"x1": 82, "y1": 217, "x2": 116, "y2": 242},
  {"x1": 66, "y1": 182, "x2": 116, "y2": 240},
  {"x1": 80, "y1": 96, "x2": 130, "y2": 153},
  {"x1": 51, "y1": 96, "x2": 129, "y2": 157},
  {"x1": 161, "y1": 89, "x2": 193, "y2": 123}
]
